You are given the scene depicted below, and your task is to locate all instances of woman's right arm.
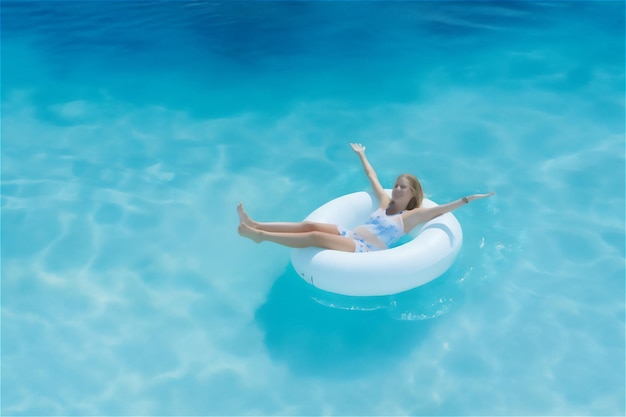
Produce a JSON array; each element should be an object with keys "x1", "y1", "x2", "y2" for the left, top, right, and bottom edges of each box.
[{"x1": 350, "y1": 143, "x2": 389, "y2": 207}]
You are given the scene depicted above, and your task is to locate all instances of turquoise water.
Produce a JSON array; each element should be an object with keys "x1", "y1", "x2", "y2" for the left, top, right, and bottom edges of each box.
[{"x1": 2, "y1": 1, "x2": 624, "y2": 415}]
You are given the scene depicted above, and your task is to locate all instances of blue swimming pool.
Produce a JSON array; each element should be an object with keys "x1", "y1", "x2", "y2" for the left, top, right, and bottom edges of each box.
[{"x1": 2, "y1": 1, "x2": 624, "y2": 415}]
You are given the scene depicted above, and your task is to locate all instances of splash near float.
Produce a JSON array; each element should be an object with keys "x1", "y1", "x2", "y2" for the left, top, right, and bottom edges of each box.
[{"x1": 290, "y1": 190, "x2": 463, "y2": 296}]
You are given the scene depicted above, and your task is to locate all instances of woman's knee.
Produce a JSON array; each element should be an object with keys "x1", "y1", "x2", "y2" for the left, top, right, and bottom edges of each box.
[
  {"x1": 304, "y1": 221, "x2": 339, "y2": 235},
  {"x1": 302, "y1": 221, "x2": 317, "y2": 232},
  {"x1": 308, "y1": 231, "x2": 326, "y2": 245},
  {"x1": 309, "y1": 231, "x2": 338, "y2": 247}
]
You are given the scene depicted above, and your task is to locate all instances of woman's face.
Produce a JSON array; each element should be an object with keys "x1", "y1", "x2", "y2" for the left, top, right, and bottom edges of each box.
[{"x1": 392, "y1": 177, "x2": 412, "y2": 206}]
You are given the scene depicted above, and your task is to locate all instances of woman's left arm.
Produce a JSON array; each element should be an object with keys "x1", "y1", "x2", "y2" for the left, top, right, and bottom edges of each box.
[{"x1": 403, "y1": 192, "x2": 495, "y2": 232}]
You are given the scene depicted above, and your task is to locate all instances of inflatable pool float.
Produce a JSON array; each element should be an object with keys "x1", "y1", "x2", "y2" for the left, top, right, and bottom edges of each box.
[{"x1": 290, "y1": 190, "x2": 463, "y2": 296}]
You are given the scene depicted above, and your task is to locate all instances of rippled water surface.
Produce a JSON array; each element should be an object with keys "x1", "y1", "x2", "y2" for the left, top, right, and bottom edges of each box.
[{"x1": 2, "y1": 1, "x2": 625, "y2": 415}]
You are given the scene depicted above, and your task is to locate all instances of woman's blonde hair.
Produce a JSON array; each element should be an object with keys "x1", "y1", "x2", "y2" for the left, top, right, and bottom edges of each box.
[{"x1": 398, "y1": 174, "x2": 423, "y2": 209}]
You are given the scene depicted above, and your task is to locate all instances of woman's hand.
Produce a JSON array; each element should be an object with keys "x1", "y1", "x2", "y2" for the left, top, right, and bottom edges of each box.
[
  {"x1": 350, "y1": 142, "x2": 387, "y2": 205},
  {"x1": 350, "y1": 143, "x2": 366, "y2": 154},
  {"x1": 467, "y1": 192, "x2": 496, "y2": 203}
]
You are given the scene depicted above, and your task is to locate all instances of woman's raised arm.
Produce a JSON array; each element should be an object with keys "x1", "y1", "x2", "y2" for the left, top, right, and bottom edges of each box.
[
  {"x1": 350, "y1": 143, "x2": 389, "y2": 207},
  {"x1": 402, "y1": 192, "x2": 495, "y2": 232}
]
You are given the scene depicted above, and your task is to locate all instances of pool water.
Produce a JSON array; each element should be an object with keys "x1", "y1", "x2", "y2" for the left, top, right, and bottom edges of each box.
[{"x1": 2, "y1": 1, "x2": 624, "y2": 415}]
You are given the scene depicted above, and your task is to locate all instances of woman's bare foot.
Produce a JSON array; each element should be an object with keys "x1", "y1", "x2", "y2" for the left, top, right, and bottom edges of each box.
[
  {"x1": 238, "y1": 222, "x2": 263, "y2": 243},
  {"x1": 237, "y1": 203, "x2": 254, "y2": 226}
]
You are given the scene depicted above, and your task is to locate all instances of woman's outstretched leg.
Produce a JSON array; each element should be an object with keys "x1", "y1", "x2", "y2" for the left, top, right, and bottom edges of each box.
[
  {"x1": 238, "y1": 222, "x2": 356, "y2": 252},
  {"x1": 237, "y1": 203, "x2": 339, "y2": 235}
]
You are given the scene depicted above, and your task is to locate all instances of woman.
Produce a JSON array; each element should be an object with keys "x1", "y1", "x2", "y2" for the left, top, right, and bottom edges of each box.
[{"x1": 238, "y1": 143, "x2": 494, "y2": 252}]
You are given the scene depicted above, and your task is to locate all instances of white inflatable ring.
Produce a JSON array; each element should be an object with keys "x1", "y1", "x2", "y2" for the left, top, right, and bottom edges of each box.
[{"x1": 290, "y1": 190, "x2": 463, "y2": 296}]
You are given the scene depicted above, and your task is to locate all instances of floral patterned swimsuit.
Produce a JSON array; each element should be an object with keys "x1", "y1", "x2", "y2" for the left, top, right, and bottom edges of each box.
[{"x1": 338, "y1": 208, "x2": 405, "y2": 253}]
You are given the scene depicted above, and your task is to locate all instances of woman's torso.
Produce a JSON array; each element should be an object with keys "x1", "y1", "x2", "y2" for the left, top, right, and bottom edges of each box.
[{"x1": 352, "y1": 208, "x2": 405, "y2": 249}]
